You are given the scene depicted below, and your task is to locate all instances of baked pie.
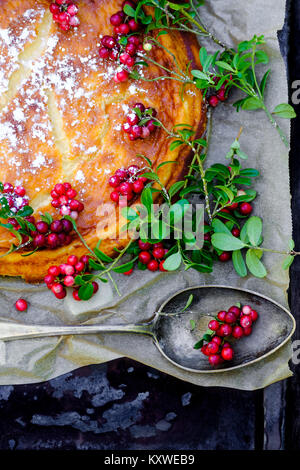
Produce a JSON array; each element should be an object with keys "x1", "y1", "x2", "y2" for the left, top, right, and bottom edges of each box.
[{"x1": 0, "y1": 0, "x2": 206, "y2": 281}]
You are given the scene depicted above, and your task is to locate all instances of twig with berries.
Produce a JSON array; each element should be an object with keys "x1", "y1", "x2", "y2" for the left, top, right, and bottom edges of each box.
[
  {"x1": 49, "y1": 1, "x2": 80, "y2": 30},
  {"x1": 194, "y1": 303, "x2": 259, "y2": 366},
  {"x1": 128, "y1": 1, "x2": 295, "y2": 147}
]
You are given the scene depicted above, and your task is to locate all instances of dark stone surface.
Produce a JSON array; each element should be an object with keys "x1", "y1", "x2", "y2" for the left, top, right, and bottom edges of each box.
[{"x1": 0, "y1": 0, "x2": 298, "y2": 451}]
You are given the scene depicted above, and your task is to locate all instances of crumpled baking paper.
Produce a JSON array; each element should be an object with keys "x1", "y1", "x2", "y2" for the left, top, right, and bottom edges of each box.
[{"x1": 0, "y1": 0, "x2": 293, "y2": 390}]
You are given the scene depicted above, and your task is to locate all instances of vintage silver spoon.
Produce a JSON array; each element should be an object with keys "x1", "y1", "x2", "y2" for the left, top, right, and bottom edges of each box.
[{"x1": 0, "y1": 286, "x2": 295, "y2": 373}]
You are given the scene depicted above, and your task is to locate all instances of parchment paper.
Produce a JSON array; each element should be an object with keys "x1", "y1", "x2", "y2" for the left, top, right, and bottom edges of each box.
[{"x1": 0, "y1": 0, "x2": 293, "y2": 390}]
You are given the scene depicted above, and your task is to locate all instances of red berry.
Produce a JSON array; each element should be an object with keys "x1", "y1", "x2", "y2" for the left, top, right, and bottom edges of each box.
[
  {"x1": 115, "y1": 70, "x2": 129, "y2": 83},
  {"x1": 61, "y1": 219, "x2": 73, "y2": 233},
  {"x1": 48, "y1": 265, "x2": 61, "y2": 277},
  {"x1": 134, "y1": 102, "x2": 145, "y2": 112},
  {"x1": 240, "y1": 315, "x2": 252, "y2": 328},
  {"x1": 119, "y1": 23, "x2": 130, "y2": 35},
  {"x1": 152, "y1": 247, "x2": 165, "y2": 259},
  {"x1": 250, "y1": 309, "x2": 258, "y2": 322},
  {"x1": 219, "y1": 252, "x2": 231, "y2": 262},
  {"x1": 75, "y1": 261, "x2": 85, "y2": 272},
  {"x1": 33, "y1": 234, "x2": 46, "y2": 248},
  {"x1": 239, "y1": 202, "x2": 253, "y2": 215},
  {"x1": 92, "y1": 282, "x2": 99, "y2": 294},
  {"x1": 147, "y1": 259, "x2": 159, "y2": 272},
  {"x1": 51, "y1": 283, "x2": 64, "y2": 296},
  {"x1": 217, "y1": 89, "x2": 227, "y2": 102},
  {"x1": 123, "y1": 268, "x2": 134, "y2": 275},
  {"x1": 212, "y1": 336, "x2": 222, "y2": 345},
  {"x1": 72, "y1": 289, "x2": 81, "y2": 301},
  {"x1": 225, "y1": 312, "x2": 236, "y2": 324},
  {"x1": 139, "y1": 251, "x2": 151, "y2": 264},
  {"x1": 99, "y1": 47, "x2": 110, "y2": 59},
  {"x1": 208, "y1": 320, "x2": 219, "y2": 331},
  {"x1": 3, "y1": 183, "x2": 13, "y2": 193},
  {"x1": 130, "y1": 125, "x2": 142, "y2": 139},
  {"x1": 128, "y1": 18, "x2": 139, "y2": 31},
  {"x1": 80, "y1": 255, "x2": 90, "y2": 265},
  {"x1": 228, "y1": 202, "x2": 239, "y2": 211},
  {"x1": 242, "y1": 305, "x2": 252, "y2": 315},
  {"x1": 36, "y1": 221, "x2": 49, "y2": 234},
  {"x1": 159, "y1": 260, "x2": 167, "y2": 272},
  {"x1": 54, "y1": 183, "x2": 65, "y2": 195},
  {"x1": 15, "y1": 299, "x2": 28, "y2": 312},
  {"x1": 132, "y1": 179, "x2": 144, "y2": 193},
  {"x1": 47, "y1": 233, "x2": 59, "y2": 248},
  {"x1": 208, "y1": 95, "x2": 219, "y2": 107},
  {"x1": 67, "y1": 4, "x2": 78, "y2": 16},
  {"x1": 217, "y1": 310, "x2": 227, "y2": 322},
  {"x1": 125, "y1": 43, "x2": 137, "y2": 56},
  {"x1": 209, "y1": 354, "x2": 222, "y2": 366},
  {"x1": 50, "y1": 220, "x2": 63, "y2": 233},
  {"x1": 67, "y1": 255, "x2": 78, "y2": 266},
  {"x1": 50, "y1": 3, "x2": 60, "y2": 14},
  {"x1": 126, "y1": 112, "x2": 139, "y2": 125},
  {"x1": 119, "y1": 181, "x2": 133, "y2": 196},
  {"x1": 232, "y1": 326, "x2": 244, "y2": 339},
  {"x1": 221, "y1": 347, "x2": 234, "y2": 361},
  {"x1": 243, "y1": 326, "x2": 252, "y2": 336},
  {"x1": 228, "y1": 306, "x2": 240, "y2": 317},
  {"x1": 110, "y1": 12, "x2": 124, "y2": 26},
  {"x1": 138, "y1": 240, "x2": 151, "y2": 250},
  {"x1": 64, "y1": 264, "x2": 75, "y2": 276},
  {"x1": 44, "y1": 274, "x2": 54, "y2": 286},
  {"x1": 232, "y1": 228, "x2": 240, "y2": 237},
  {"x1": 110, "y1": 191, "x2": 119, "y2": 203},
  {"x1": 14, "y1": 186, "x2": 26, "y2": 197},
  {"x1": 206, "y1": 341, "x2": 219, "y2": 355},
  {"x1": 115, "y1": 168, "x2": 128, "y2": 180},
  {"x1": 64, "y1": 275, "x2": 75, "y2": 287},
  {"x1": 217, "y1": 324, "x2": 232, "y2": 337}
]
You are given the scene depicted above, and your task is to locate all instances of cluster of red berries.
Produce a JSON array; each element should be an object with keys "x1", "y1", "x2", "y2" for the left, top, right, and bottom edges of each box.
[
  {"x1": 50, "y1": 182, "x2": 84, "y2": 220},
  {"x1": 99, "y1": 1, "x2": 144, "y2": 83},
  {"x1": 201, "y1": 304, "x2": 259, "y2": 366},
  {"x1": 123, "y1": 103, "x2": 157, "y2": 141},
  {"x1": 49, "y1": 1, "x2": 79, "y2": 31},
  {"x1": 1, "y1": 183, "x2": 29, "y2": 213},
  {"x1": 208, "y1": 76, "x2": 231, "y2": 108},
  {"x1": 9, "y1": 214, "x2": 74, "y2": 249},
  {"x1": 124, "y1": 240, "x2": 168, "y2": 275},
  {"x1": 44, "y1": 255, "x2": 98, "y2": 300},
  {"x1": 109, "y1": 165, "x2": 148, "y2": 206}
]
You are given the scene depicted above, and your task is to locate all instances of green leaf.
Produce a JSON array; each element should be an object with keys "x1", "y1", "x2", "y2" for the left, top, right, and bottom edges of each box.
[
  {"x1": 212, "y1": 218, "x2": 231, "y2": 235},
  {"x1": 78, "y1": 283, "x2": 94, "y2": 301},
  {"x1": 190, "y1": 319, "x2": 196, "y2": 331},
  {"x1": 183, "y1": 294, "x2": 194, "y2": 312},
  {"x1": 246, "y1": 216, "x2": 263, "y2": 246},
  {"x1": 191, "y1": 69, "x2": 209, "y2": 80},
  {"x1": 272, "y1": 103, "x2": 296, "y2": 119},
  {"x1": 123, "y1": 4, "x2": 136, "y2": 16},
  {"x1": 215, "y1": 60, "x2": 234, "y2": 72},
  {"x1": 282, "y1": 255, "x2": 294, "y2": 270},
  {"x1": 232, "y1": 250, "x2": 247, "y2": 277},
  {"x1": 141, "y1": 186, "x2": 153, "y2": 213},
  {"x1": 211, "y1": 233, "x2": 246, "y2": 251},
  {"x1": 260, "y1": 70, "x2": 270, "y2": 96},
  {"x1": 242, "y1": 97, "x2": 263, "y2": 110},
  {"x1": 94, "y1": 247, "x2": 113, "y2": 263},
  {"x1": 288, "y1": 239, "x2": 295, "y2": 251},
  {"x1": 157, "y1": 161, "x2": 178, "y2": 170},
  {"x1": 16, "y1": 205, "x2": 34, "y2": 217},
  {"x1": 245, "y1": 249, "x2": 267, "y2": 278},
  {"x1": 169, "y1": 181, "x2": 185, "y2": 198},
  {"x1": 112, "y1": 259, "x2": 136, "y2": 273},
  {"x1": 163, "y1": 251, "x2": 182, "y2": 271}
]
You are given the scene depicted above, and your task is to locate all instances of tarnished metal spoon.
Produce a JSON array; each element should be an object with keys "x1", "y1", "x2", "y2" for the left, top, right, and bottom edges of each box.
[{"x1": 0, "y1": 286, "x2": 295, "y2": 373}]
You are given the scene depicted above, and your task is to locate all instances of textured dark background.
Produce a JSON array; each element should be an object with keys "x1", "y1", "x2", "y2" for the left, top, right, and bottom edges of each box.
[{"x1": 0, "y1": 0, "x2": 299, "y2": 451}]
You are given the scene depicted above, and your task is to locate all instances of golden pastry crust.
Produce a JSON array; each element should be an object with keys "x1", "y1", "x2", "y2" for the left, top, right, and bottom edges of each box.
[{"x1": 0, "y1": 0, "x2": 206, "y2": 282}]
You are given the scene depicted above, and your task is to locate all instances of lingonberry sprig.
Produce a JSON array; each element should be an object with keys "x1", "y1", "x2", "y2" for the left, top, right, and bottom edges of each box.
[
  {"x1": 99, "y1": 0, "x2": 146, "y2": 83},
  {"x1": 109, "y1": 164, "x2": 149, "y2": 206},
  {"x1": 129, "y1": 1, "x2": 295, "y2": 147},
  {"x1": 45, "y1": 255, "x2": 99, "y2": 301},
  {"x1": 0, "y1": 182, "x2": 78, "y2": 256},
  {"x1": 50, "y1": 182, "x2": 84, "y2": 219},
  {"x1": 49, "y1": 1, "x2": 80, "y2": 30},
  {"x1": 123, "y1": 103, "x2": 157, "y2": 140},
  {"x1": 194, "y1": 303, "x2": 259, "y2": 366}
]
